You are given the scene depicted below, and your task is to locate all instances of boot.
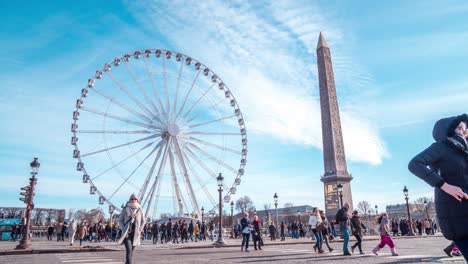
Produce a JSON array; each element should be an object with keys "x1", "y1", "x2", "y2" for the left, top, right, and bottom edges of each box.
[
  {"x1": 328, "y1": 247, "x2": 334, "y2": 252},
  {"x1": 390, "y1": 247, "x2": 399, "y2": 256},
  {"x1": 351, "y1": 245, "x2": 355, "y2": 254},
  {"x1": 372, "y1": 246, "x2": 380, "y2": 256},
  {"x1": 443, "y1": 243, "x2": 455, "y2": 257},
  {"x1": 318, "y1": 248, "x2": 325, "y2": 254},
  {"x1": 313, "y1": 245, "x2": 317, "y2": 252}
]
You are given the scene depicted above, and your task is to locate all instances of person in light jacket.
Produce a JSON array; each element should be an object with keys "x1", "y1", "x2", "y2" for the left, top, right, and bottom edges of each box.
[
  {"x1": 118, "y1": 194, "x2": 146, "y2": 264},
  {"x1": 308, "y1": 207, "x2": 324, "y2": 253},
  {"x1": 68, "y1": 219, "x2": 78, "y2": 246}
]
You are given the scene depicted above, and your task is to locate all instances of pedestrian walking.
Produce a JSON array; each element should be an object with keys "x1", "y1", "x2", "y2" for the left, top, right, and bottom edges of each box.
[
  {"x1": 118, "y1": 194, "x2": 146, "y2": 264},
  {"x1": 10, "y1": 223, "x2": 18, "y2": 242},
  {"x1": 335, "y1": 203, "x2": 351, "y2": 256},
  {"x1": 409, "y1": 114, "x2": 468, "y2": 261},
  {"x1": 269, "y1": 223, "x2": 276, "y2": 241},
  {"x1": 280, "y1": 221, "x2": 286, "y2": 241},
  {"x1": 252, "y1": 215, "x2": 262, "y2": 250},
  {"x1": 76, "y1": 221, "x2": 88, "y2": 246},
  {"x1": 69, "y1": 219, "x2": 78, "y2": 246},
  {"x1": 372, "y1": 213, "x2": 399, "y2": 256},
  {"x1": 319, "y1": 210, "x2": 334, "y2": 252},
  {"x1": 309, "y1": 208, "x2": 325, "y2": 253},
  {"x1": 47, "y1": 225, "x2": 54, "y2": 241},
  {"x1": 55, "y1": 221, "x2": 63, "y2": 242},
  {"x1": 151, "y1": 222, "x2": 159, "y2": 244},
  {"x1": 240, "y1": 212, "x2": 253, "y2": 252},
  {"x1": 350, "y1": 210, "x2": 366, "y2": 254}
]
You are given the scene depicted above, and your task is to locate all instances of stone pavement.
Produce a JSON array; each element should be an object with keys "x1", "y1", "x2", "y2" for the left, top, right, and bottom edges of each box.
[
  {"x1": 0, "y1": 234, "x2": 443, "y2": 255},
  {"x1": 0, "y1": 236, "x2": 465, "y2": 264}
]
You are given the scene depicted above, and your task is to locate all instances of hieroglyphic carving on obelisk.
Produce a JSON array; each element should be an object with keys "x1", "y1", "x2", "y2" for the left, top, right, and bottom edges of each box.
[{"x1": 316, "y1": 32, "x2": 353, "y2": 219}]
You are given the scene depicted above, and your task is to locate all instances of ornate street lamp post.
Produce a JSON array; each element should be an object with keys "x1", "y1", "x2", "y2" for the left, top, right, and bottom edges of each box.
[
  {"x1": 273, "y1": 193, "x2": 279, "y2": 222},
  {"x1": 424, "y1": 199, "x2": 429, "y2": 219},
  {"x1": 201, "y1": 207, "x2": 205, "y2": 223},
  {"x1": 403, "y1": 186, "x2": 415, "y2": 236},
  {"x1": 214, "y1": 173, "x2": 226, "y2": 246},
  {"x1": 230, "y1": 201, "x2": 234, "y2": 227},
  {"x1": 297, "y1": 209, "x2": 300, "y2": 221},
  {"x1": 273, "y1": 193, "x2": 279, "y2": 236},
  {"x1": 253, "y1": 207, "x2": 257, "y2": 216},
  {"x1": 375, "y1": 205, "x2": 379, "y2": 215},
  {"x1": 337, "y1": 183, "x2": 344, "y2": 208},
  {"x1": 109, "y1": 205, "x2": 115, "y2": 227},
  {"x1": 16, "y1": 158, "x2": 40, "y2": 250}
]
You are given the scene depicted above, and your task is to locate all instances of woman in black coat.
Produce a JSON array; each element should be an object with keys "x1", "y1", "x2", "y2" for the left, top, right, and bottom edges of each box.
[{"x1": 408, "y1": 114, "x2": 468, "y2": 261}]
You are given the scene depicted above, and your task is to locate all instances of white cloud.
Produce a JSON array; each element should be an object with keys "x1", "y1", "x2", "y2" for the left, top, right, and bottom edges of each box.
[{"x1": 128, "y1": 0, "x2": 387, "y2": 165}]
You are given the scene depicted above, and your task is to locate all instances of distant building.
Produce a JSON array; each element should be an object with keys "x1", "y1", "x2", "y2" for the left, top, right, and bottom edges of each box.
[
  {"x1": 232, "y1": 205, "x2": 315, "y2": 226},
  {"x1": 386, "y1": 203, "x2": 435, "y2": 220}
]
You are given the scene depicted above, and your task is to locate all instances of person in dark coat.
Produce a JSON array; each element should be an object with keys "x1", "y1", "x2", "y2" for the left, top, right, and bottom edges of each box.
[
  {"x1": 240, "y1": 212, "x2": 253, "y2": 252},
  {"x1": 350, "y1": 210, "x2": 366, "y2": 254},
  {"x1": 408, "y1": 114, "x2": 468, "y2": 261},
  {"x1": 151, "y1": 222, "x2": 159, "y2": 244},
  {"x1": 252, "y1": 215, "x2": 263, "y2": 250}
]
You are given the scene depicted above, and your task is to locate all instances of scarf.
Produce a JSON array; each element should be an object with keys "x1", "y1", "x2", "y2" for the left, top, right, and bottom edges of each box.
[{"x1": 125, "y1": 202, "x2": 141, "y2": 222}]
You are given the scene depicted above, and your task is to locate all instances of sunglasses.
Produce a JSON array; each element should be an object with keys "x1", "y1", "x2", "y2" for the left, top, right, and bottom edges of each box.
[{"x1": 130, "y1": 198, "x2": 138, "y2": 201}]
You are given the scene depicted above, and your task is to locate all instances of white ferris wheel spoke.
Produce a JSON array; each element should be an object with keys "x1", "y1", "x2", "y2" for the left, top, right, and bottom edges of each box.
[
  {"x1": 173, "y1": 137, "x2": 201, "y2": 216},
  {"x1": 172, "y1": 61, "x2": 184, "y2": 118},
  {"x1": 162, "y1": 57, "x2": 170, "y2": 115},
  {"x1": 144, "y1": 141, "x2": 170, "y2": 218},
  {"x1": 176, "y1": 70, "x2": 200, "y2": 119},
  {"x1": 143, "y1": 57, "x2": 165, "y2": 115},
  {"x1": 105, "y1": 71, "x2": 156, "y2": 120},
  {"x1": 80, "y1": 134, "x2": 159, "y2": 158},
  {"x1": 184, "y1": 145, "x2": 229, "y2": 191},
  {"x1": 181, "y1": 82, "x2": 216, "y2": 120},
  {"x1": 168, "y1": 143, "x2": 186, "y2": 216},
  {"x1": 107, "y1": 141, "x2": 161, "y2": 201},
  {"x1": 80, "y1": 106, "x2": 161, "y2": 130},
  {"x1": 91, "y1": 141, "x2": 157, "y2": 181},
  {"x1": 90, "y1": 86, "x2": 153, "y2": 123},
  {"x1": 186, "y1": 142, "x2": 238, "y2": 174},
  {"x1": 174, "y1": 151, "x2": 196, "y2": 215},
  {"x1": 124, "y1": 61, "x2": 162, "y2": 120},
  {"x1": 77, "y1": 130, "x2": 153, "y2": 134},
  {"x1": 139, "y1": 141, "x2": 166, "y2": 203},
  {"x1": 183, "y1": 114, "x2": 237, "y2": 130},
  {"x1": 186, "y1": 136, "x2": 241, "y2": 155},
  {"x1": 185, "y1": 131, "x2": 240, "y2": 136},
  {"x1": 185, "y1": 97, "x2": 226, "y2": 124},
  {"x1": 181, "y1": 151, "x2": 217, "y2": 207}
]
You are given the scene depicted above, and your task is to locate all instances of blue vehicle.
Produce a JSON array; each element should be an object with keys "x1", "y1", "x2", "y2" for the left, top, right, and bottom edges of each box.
[{"x1": 0, "y1": 218, "x2": 22, "y2": 241}]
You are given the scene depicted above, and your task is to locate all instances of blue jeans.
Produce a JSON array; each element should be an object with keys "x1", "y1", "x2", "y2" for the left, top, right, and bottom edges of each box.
[
  {"x1": 454, "y1": 238, "x2": 468, "y2": 262},
  {"x1": 312, "y1": 229, "x2": 322, "y2": 250},
  {"x1": 342, "y1": 227, "x2": 350, "y2": 253},
  {"x1": 210, "y1": 230, "x2": 214, "y2": 241}
]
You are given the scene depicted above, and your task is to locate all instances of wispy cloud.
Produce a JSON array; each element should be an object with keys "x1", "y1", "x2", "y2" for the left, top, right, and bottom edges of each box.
[{"x1": 128, "y1": 0, "x2": 387, "y2": 165}]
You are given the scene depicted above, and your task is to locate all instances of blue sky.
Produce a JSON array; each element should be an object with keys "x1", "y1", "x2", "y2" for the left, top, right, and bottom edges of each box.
[{"x1": 1, "y1": 0, "x2": 468, "y2": 218}]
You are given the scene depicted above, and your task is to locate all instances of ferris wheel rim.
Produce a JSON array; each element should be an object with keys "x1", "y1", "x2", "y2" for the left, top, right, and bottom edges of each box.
[{"x1": 71, "y1": 49, "x2": 248, "y2": 216}]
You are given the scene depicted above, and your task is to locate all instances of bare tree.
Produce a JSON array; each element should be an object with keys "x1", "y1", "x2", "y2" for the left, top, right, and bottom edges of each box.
[
  {"x1": 283, "y1": 203, "x2": 294, "y2": 208},
  {"x1": 357, "y1": 201, "x2": 372, "y2": 215},
  {"x1": 235, "y1": 196, "x2": 254, "y2": 213}
]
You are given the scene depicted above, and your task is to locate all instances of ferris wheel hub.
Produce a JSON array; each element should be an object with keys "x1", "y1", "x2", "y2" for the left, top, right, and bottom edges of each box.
[{"x1": 167, "y1": 122, "x2": 180, "y2": 136}]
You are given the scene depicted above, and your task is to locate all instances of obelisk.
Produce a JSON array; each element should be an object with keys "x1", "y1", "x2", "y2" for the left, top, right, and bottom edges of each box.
[{"x1": 316, "y1": 32, "x2": 353, "y2": 219}]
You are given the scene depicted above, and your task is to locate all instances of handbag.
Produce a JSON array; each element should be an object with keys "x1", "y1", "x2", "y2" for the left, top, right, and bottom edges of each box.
[
  {"x1": 242, "y1": 226, "x2": 250, "y2": 234},
  {"x1": 316, "y1": 223, "x2": 327, "y2": 232}
]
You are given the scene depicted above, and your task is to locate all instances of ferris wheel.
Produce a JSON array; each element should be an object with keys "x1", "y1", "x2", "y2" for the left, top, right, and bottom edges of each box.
[{"x1": 71, "y1": 49, "x2": 247, "y2": 219}]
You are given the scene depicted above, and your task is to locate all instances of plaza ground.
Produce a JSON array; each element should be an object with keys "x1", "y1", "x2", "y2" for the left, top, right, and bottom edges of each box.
[{"x1": 0, "y1": 235, "x2": 466, "y2": 263}]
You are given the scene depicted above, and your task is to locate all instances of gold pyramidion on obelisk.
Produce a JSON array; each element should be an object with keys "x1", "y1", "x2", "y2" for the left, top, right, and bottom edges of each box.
[{"x1": 316, "y1": 32, "x2": 353, "y2": 219}]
